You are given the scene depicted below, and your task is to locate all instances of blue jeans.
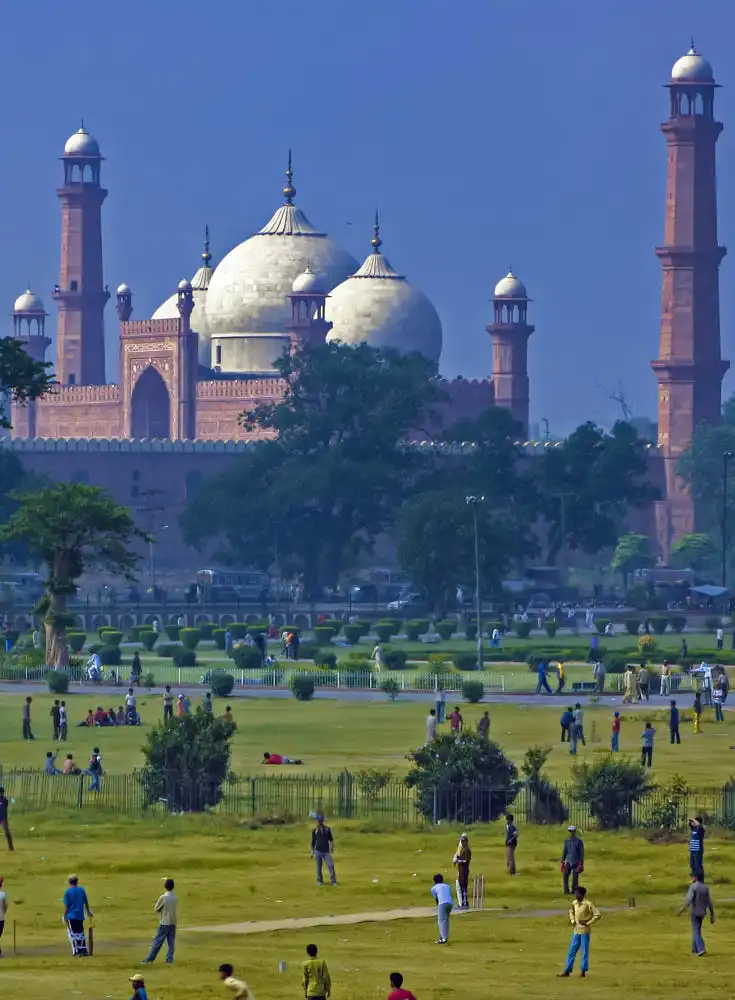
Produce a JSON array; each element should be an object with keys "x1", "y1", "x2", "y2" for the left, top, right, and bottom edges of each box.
[
  {"x1": 437, "y1": 902, "x2": 452, "y2": 941},
  {"x1": 536, "y1": 676, "x2": 552, "y2": 694},
  {"x1": 565, "y1": 932, "x2": 590, "y2": 973},
  {"x1": 691, "y1": 914, "x2": 705, "y2": 955},
  {"x1": 146, "y1": 924, "x2": 176, "y2": 963},
  {"x1": 611, "y1": 732, "x2": 619, "y2": 752},
  {"x1": 86, "y1": 771, "x2": 100, "y2": 792},
  {"x1": 715, "y1": 702, "x2": 724, "y2": 722}
]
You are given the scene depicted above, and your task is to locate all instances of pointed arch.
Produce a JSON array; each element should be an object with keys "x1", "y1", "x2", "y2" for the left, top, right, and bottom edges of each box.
[{"x1": 131, "y1": 365, "x2": 170, "y2": 439}]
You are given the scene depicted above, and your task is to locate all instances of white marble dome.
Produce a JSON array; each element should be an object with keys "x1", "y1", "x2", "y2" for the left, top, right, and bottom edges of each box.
[
  {"x1": 292, "y1": 264, "x2": 327, "y2": 295},
  {"x1": 326, "y1": 225, "x2": 442, "y2": 363},
  {"x1": 493, "y1": 269, "x2": 527, "y2": 299},
  {"x1": 671, "y1": 46, "x2": 714, "y2": 83},
  {"x1": 64, "y1": 126, "x2": 100, "y2": 157},
  {"x1": 117, "y1": 283, "x2": 131, "y2": 295},
  {"x1": 153, "y1": 244, "x2": 215, "y2": 367},
  {"x1": 205, "y1": 161, "x2": 357, "y2": 341},
  {"x1": 14, "y1": 289, "x2": 45, "y2": 314}
]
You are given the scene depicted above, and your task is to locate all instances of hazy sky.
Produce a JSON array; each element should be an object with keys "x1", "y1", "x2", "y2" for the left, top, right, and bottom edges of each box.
[{"x1": 3, "y1": 0, "x2": 735, "y2": 434}]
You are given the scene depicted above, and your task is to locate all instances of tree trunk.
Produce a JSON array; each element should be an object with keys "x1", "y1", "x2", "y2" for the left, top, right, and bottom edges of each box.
[{"x1": 45, "y1": 591, "x2": 69, "y2": 668}]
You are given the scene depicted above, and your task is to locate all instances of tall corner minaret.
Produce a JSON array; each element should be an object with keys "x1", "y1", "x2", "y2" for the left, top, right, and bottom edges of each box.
[
  {"x1": 651, "y1": 44, "x2": 728, "y2": 540},
  {"x1": 52, "y1": 123, "x2": 110, "y2": 386},
  {"x1": 487, "y1": 268, "x2": 533, "y2": 435}
]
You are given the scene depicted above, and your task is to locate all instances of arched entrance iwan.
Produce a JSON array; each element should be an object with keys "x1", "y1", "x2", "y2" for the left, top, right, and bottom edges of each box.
[{"x1": 131, "y1": 366, "x2": 171, "y2": 439}]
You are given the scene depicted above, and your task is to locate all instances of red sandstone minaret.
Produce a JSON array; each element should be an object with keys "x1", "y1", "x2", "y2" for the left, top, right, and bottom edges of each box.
[
  {"x1": 52, "y1": 124, "x2": 110, "y2": 386},
  {"x1": 651, "y1": 45, "x2": 728, "y2": 540},
  {"x1": 487, "y1": 269, "x2": 533, "y2": 435}
]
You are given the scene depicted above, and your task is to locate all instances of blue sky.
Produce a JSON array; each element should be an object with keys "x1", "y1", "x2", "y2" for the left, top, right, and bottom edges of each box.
[{"x1": 3, "y1": 0, "x2": 735, "y2": 434}]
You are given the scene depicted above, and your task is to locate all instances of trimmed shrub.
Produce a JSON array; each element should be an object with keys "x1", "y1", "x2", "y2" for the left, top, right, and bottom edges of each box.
[
  {"x1": 46, "y1": 669, "x2": 69, "y2": 694},
  {"x1": 649, "y1": 616, "x2": 669, "y2": 635},
  {"x1": 513, "y1": 620, "x2": 532, "y2": 639},
  {"x1": 705, "y1": 615, "x2": 720, "y2": 631},
  {"x1": 669, "y1": 615, "x2": 687, "y2": 634},
  {"x1": 98, "y1": 625, "x2": 116, "y2": 640},
  {"x1": 384, "y1": 648, "x2": 408, "y2": 670},
  {"x1": 139, "y1": 629, "x2": 158, "y2": 651},
  {"x1": 172, "y1": 648, "x2": 197, "y2": 667},
  {"x1": 414, "y1": 619, "x2": 431, "y2": 634},
  {"x1": 454, "y1": 652, "x2": 479, "y2": 671},
  {"x1": 199, "y1": 622, "x2": 215, "y2": 640},
  {"x1": 637, "y1": 634, "x2": 657, "y2": 655},
  {"x1": 313, "y1": 626, "x2": 336, "y2": 645},
  {"x1": 604, "y1": 655, "x2": 630, "y2": 674},
  {"x1": 594, "y1": 619, "x2": 612, "y2": 635},
  {"x1": 87, "y1": 642, "x2": 103, "y2": 654},
  {"x1": 383, "y1": 619, "x2": 402, "y2": 637},
  {"x1": 380, "y1": 678, "x2": 400, "y2": 700},
  {"x1": 290, "y1": 674, "x2": 315, "y2": 701},
  {"x1": 405, "y1": 620, "x2": 423, "y2": 642},
  {"x1": 436, "y1": 620, "x2": 457, "y2": 641},
  {"x1": 465, "y1": 622, "x2": 478, "y2": 641},
  {"x1": 209, "y1": 670, "x2": 235, "y2": 697},
  {"x1": 322, "y1": 619, "x2": 343, "y2": 635},
  {"x1": 485, "y1": 621, "x2": 503, "y2": 636},
  {"x1": 461, "y1": 679, "x2": 484, "y2": 703},
  {"x1": 315, "y1": 651, "x2": 337, "y2": 669},
  {"x1": 102, "y1": 630, "x2": 123, "y2": 647},
  {"x1": 156, "y1": 644, "x2": 178, "y2": 658},
  {"x1": 374, "y1": 622, "x2": 394, "y2": 643},
  {"x1": 282, "y1": 625, "x2": 301, "y2": 636},
  {"x1": 165, "y1": 624, "x2": 180, "y2": 641},
  {"x1": 354, "y1": 620, "x2": 371, "y2": 636},
  {"x1": 213, "y1": 629, "x2": 227, "y2": 649},
  {"x1": 230, "y1": 623, "x2": 249, "y2": 639},
  {"x1": 624, "y1": 619, "x2": 640, "y2": 635},
  {"x1": 543, "y1": 620, "x2": 558, "y2": 638},
  {"x1": 295, "y1": 640, "x2": 317, "y2": 661},
  {"x1": 179, "y1": 627, "x2": 201, "y2": 650},
  {"x1": 142, "y1": 671, "x2": 156, "y2": 689},
  {"x1": 346, "y1": 655, "x2": 372, "y2": 671},
  {"x1": 247, "y1": 624, "x2": 268, "y2": 637},
  {"x1": 572, "y1": 755, "x2": 654, "y2": 830},
  {"x1": 343, "y1": 624, "x2": 362, "y2": 645},
  {"x1": 99, "y1": 645, "x2": 122, "y2": 666},
  {"x1": 230, "y1": 646, "x2": 263, "y2": 670},
  {"x1": 67, "y1": 631, "x2": 86, "y2": 653}
]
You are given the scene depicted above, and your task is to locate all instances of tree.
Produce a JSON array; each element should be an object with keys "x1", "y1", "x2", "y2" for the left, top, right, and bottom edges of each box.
[
  {"x1": 521, "y1": 746, "x2": 567, "y2": 823},
  {"x1": 0, "y1": 483, "x2": 147, "y2": 666},
  {"x1": 0, "y1": 338, "x2": 54, "y2": 427},
  {"x1": 669, "y1": 533, "x2": 718, "y2": 574},
  {"x1": 677, "y1": 422, "x2": 735, "y2": 574},
  {"x1": 571, "y1": 755, "x2": 655, "y2": 830},
  {"x1": 611, "y1": 533, "x2": 652, "y2": 587},
  {"x1": 139, "y1": 708, "x2": 235, "y2": 811},
  {"x1": 182, "y1": 342, "x2": 442, "y2": 598},
  {"x1": 536, "y1": 421, "x2": 658, "y2": 564},
  {"x1": 405, "y1": 732, "x2": 519, "y2": 822}
]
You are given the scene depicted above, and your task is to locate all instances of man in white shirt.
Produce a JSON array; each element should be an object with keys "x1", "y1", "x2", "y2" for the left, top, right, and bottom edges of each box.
[
  {"x1": 0, "y1": 875, "x2": 7, "y2": 957},
  {"x1": 430, "y1": 873, "x2": 453, "y2": 944},
  {"x1": 425, "y1": 709, "x2": 437, "y2": 744},
  {"x1": 142, "y1": 877, "x2": 177, "y2": 964}
]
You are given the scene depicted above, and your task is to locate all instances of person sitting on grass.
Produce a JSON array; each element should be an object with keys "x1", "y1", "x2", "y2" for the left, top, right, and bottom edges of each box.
[
  {"x1": 62, "y1": 753, "x2": 81, "y2": 775},
  {"x1": 116, "y1": 706, "x2": 126, "y2": 725},
  {"x1": 78, "y1": 709, "x2": 94, "y2": 728},
  {"x1": 44, "y1": 750, "x2": 60, "y2": 775},
  {"x1": 388, "y1": 971, "x2": 417, "y2": 1000},
  {"x1": 263, "y1": 751, "x2": 303, "y2": 765},
  {"x1": 223, "y1": 706, "x2": 234, "y2": 725},
  {"x1": 129, "y1": 974, "x2": 148, "y2": 1000}
]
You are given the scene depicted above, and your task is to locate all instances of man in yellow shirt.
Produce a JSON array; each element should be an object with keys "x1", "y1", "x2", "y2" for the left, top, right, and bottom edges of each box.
[
  {"x1": 142, "y1": 878, "x2": 177, "y2": 964},
  {"x1": 219, "y1": 963, "x2": 253, "y2": 1000},
  {"x1": 303, "y1": 943, "x2": 331, "y2": 999},
  {"x1": 558, "y1": 885, "x2": 601, "y2": 978}
]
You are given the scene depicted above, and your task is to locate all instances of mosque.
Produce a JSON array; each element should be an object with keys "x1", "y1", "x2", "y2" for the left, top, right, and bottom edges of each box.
[{"x1": 4, "y1": 43, "x2": 728, "y2": 563}]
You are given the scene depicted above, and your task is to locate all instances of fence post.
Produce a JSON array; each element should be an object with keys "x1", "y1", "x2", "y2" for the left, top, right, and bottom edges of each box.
[
  {"x1": 178, "y1": 667, "x2": 182, "y2": 686},
  {"x1": 77, "y1": 774, "x2": 84, "y2": 809},
  {"x1": 501, "y1": 674, "x2": 505, "y2": 693},
  {"x1": 337, "y1": 670, "x2": 341, "y2": 688},
  {"x1": 241, "y1": 669, "x2": 244, "y2": 687}
]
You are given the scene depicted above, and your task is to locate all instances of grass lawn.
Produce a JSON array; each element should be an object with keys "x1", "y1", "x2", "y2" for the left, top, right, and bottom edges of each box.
[
  {"x1": 2, "y1": 693, "x2": 735, "y2": 787},
  {"x1": 2, "y1": 813, "x2": 735, "y2": 1000}
]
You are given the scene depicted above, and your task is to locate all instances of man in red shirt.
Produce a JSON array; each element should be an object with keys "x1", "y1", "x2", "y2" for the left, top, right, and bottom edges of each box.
[
  {"x1": 263, "y1": 752, "x2": 303, "y2": 765},
  {"x1": 388, "y1": 972, "x2": 416, "y2": 1000},
  {"x1": 449, "y1": 707, "x2": 463, "y2": 737}
]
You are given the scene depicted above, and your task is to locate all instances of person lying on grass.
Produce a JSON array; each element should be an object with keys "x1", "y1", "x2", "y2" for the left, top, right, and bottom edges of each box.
[{"x1": 263, "y1": 752, "x2": 303, "y2": 765}]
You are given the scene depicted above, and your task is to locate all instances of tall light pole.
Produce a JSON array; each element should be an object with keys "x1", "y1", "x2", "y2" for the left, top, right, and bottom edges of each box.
[
  {"x1": 723, "y1": 452, "x2": 733, "y2": 587},
  {"x1": 465, "y1": 495, "x2": 485, "y2": 670}
]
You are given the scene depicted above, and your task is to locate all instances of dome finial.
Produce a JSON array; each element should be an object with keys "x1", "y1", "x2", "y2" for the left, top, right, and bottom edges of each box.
[
  {"x1": 283, "y1": 149, "x2": 296, "y2": 205},
  {"x1": 80, "y1": 117, "x2": 85, "y2": 131},
  {"x1": 371, "y1": 209, "x2": 382, "y2": 253},
  {"x1": 202, "y1": 224, "x2": 212, "y2": 267},
  {"x1": 690, "y1": 36, "x2": 696, "y2": 52}
]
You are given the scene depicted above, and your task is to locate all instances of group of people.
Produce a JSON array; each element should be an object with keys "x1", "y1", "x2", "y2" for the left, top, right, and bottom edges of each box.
[
  {"x1": 425, "y1": 703, "x2": 490, "y2": 744},
  {"x1": 559, "y1": 704, "x2": 587, "y2": 753}
]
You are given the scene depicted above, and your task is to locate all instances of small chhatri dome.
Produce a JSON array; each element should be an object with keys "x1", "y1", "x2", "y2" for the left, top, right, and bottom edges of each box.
[
  {"x1": 14, "y1": 288, "x2": 45, "y2": 314},
  {"x1": 292, "y1": 264, "x2": 327, "y2": 294},
  {"x1": 671, "y1": 43, "x2": 714, "y2": 83},
  {"x1": 178, "y1": 278, "x2": 192, "y2": 291},
  {"x1": 493, "y1": 268, "x2": 527, "y2": 299},
  {"x1": 64, "y1": 122, "x2": 101, "y2": 157},
  {"x1": 117, "y1": 282, "x2": 131, "y2": 295}
]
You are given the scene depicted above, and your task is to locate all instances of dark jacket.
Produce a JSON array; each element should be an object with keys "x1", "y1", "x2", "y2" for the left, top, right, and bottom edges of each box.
[
  {"x1": 505, "y1": 822, "x2": 519, "y2": 847},
  {"x1": 561, "y1": 835, "x2": 584, "y2": 866},
  {"x1": 560, "y1": 710, "x2": 574, "y2": 728},
  {"x1": 311, "y1": 825, "x2": 334, "y2": 854},
  {"x1": 669, "y1": 706, "x2": 680, "y2": 727}
]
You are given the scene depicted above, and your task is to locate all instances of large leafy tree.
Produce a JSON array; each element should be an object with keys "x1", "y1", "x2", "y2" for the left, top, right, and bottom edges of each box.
[
  {"x1": 611, "y1": 532, "x2": 652, "y2": 587},
  {"x1": 535, "y1": 421, "x2": 657, "y2": 564},
  {"x1": 182, "y1": 342, "x2": 443, "y2": 598},
  {"x1": 0, "y1": 483, "x2": 147, "y2": 665},
  {"x1": 0, "y1": 338, "x2": 54, "y2": 427},
  {"x1": 677, "y1": 421, "x2": 735, "y2": 574},
  {"x1": 669, "y1": 533, "x2": 718, "y2": 574}
]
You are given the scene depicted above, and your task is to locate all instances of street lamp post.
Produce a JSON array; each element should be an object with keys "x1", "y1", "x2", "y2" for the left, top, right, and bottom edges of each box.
[
  {"x1": 723, "y1": 452, "x2": 734, "y2": 587},
  {"x1": 465, "y1": 495, "x2": 486, "y2": 670}
]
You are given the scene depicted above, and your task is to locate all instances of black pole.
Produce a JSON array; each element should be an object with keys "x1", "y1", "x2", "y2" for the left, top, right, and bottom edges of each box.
[{"x1": 723, "y1": 453, "x2": 732, "y2": 588}]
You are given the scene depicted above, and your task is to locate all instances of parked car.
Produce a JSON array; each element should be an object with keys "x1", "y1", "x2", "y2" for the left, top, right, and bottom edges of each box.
[{"x1": 387, "y1": 592, "x2": 426, "y2": 611}]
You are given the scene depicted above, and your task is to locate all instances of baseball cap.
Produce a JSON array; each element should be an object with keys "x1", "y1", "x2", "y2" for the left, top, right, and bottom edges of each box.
[{"x1": 567, "y1": 825, "x2": 576, "y2": 832}]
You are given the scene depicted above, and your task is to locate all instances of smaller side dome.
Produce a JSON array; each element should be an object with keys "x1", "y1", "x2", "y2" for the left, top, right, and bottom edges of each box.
[
  {"x1": 117, "y1": 282, "x2": 131, "y2": 295},
  {"x1": 671, "y1": 45, "x2": 714, "y2": 83},
  {"x1": 178, "y1": 279, "x2": 192, "y2": 291},
  {"x1": 292, "y1": 264, "x2": 327, "y2": 294},
  {"x1": 64, "y1": 124, "x2": 101, "y2": 157},
  {"x1": 493, "y1": 269, "x2": 527, "y2": 299},
  {"x1": 14, "y1": 288, "x2": 45, "y2": 314}
]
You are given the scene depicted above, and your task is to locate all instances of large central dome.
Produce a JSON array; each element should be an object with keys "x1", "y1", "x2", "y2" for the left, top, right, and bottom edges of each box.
[{"x1": 205, "y1": 156, "x2": 358, "y2": 345}]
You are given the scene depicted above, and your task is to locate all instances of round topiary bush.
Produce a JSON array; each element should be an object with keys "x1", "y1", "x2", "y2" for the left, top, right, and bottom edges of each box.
[
  {"x1": 374, "y1": 622, "x2": 394, "y2": 643},
  {"x1": 99, "y1": 645, "x2": 122, "y2": 666},
  {"x1": 354, "y1": 620, "x2": 371, "y2": 636},
  {"x1": 322, "y1": 619, "x2": 342, "y2": 635},
  {"x1": 139, "y1": 629, "x2": 158, "y2": 651},
  {"x1": 172, "y1": 648, "x2": 197, "y2": 667},
  {"x1": 461, "y1": 679, "x2": 484, "y2": 703},
  {"x1": 454, "y1": 652, "x2": 479, "y2": 671},
  {"x1": 230, "y1": 646, "x2": 263, "y2": 670},
  {"x1": 513, "y1": 620, "x2": 532, "y2": 639},
  {"x1": 46, "y1": 669, "x2": 69, "y2": 694},
  {"x1": 156, "y1": 644, "x2": 178, "y2": 658},
  {"x1": 543, "y1": 620, "x2": 558, "y2": 638},
  {"x1": 705, "y1": 616, "x2": 720, "y2": 632},
  {"x1": 213, "y1": 629, "x2": 227, "y2": 649},
  {"x1": 313, "y1": 626, "x2": 336, "y2": 645},
  {"x1": 165, "y1": 624, "x2": 180, "y2": 641},
  {"x1": 295, "y1": 640, "x2": 317, "y2": 661},
  {"x1": 649, "y1": 617, "x2": 669, "y2": 635},
  {"x1": 384, "y1": 648, "x2": 408, "y2": 669},
  {"x1": 624, "y1": 619, "x2": 641, "y2": 636},
  {"x1": 669, "y1": 615, "x2": 687, "y2": 634},
  {"x1": 230, "y1": 623, "x2": 249, "y2": 639},
  {"x1": 199, "y1": 622, "x2": 215, "y2": 640},
  {"x1": 315, "y1": 651, "x2": 337, "y2": 669},
  {"x1": 465, "y1": 622, "x2": 478, "y2": 641},
  {"x1": 594, "y1": 619, "x2": 612, "y2": 635},
  {"x1": 179, "y1": 628, "x2": 201, "y2": 650},
  {"x1": 435, "y1": 620, "x2": 457, "y2": 641},
  {"x1": 101, "y1": 630, "x2": 123, "y2": 647},
  {"x1": 290, "y1": 673, "x2": 315, "y2": 701},
  {"x1": 209, "y1": 670, "x2": 235, "y2": 697},
  {"x1": 405, "y1": 620, "x2": 423, "y2": 642},
  {"x1": 67, "y1": 631, "x2": 86, "y2": 653},
  {"x1": 343, "y1": 624, "x2": 362, "y2": 645}
]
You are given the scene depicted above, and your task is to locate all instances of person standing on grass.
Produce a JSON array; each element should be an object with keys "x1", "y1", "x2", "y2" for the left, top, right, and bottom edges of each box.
[
  {"x1": 713, "y1": 678, "x2": 725, "y2": 722},
  {"x1": 693, "y1": 692, "x2": 703, "y2": 734},
  {"x1": 59, "y1": 700, "x2": 68, "y2": 742},
  {"x1": 560, "y1": 706, "x2": 574, "y2": 743},
  {"x1": 622, "y1": 665, "x2": 636, "y2": 705},
  {"x1": 430, "y1": 873, "x2": 453, "y2": 944},
  {"x1": 640, "y1": 722, "x2": 656, "y2": 767},
  {"x1": 611, "y1": 712, "x2": 621, "y2": 752},
  {"x1": 63, "y1": 874, "x2": 93, "y2": 956},
  {"x1": 557, "y1": 885, "x2": 601, "y2": 978},
  {"x1": 302, "y1": 943, "x2": 331, "y2": 1000},
  {"x1": 716, "y1": 626, "x2": 724, "y2": 651},
  {"x1": 218, "y1": 964, "x2": 253, "y2": 1000},
  {"x1": 163, "y1": 685, "x2": 174, "y2": 722},
  {"x1": 556, "y1": 660, "x2": 566, "y2": 695},
  {"x1": 561, "y1": 826, "x2": 584, "y2": 894},
  {"x1": 592, "y1": 660, "x2": 606, "y2": 695},
  {"x1": 425, "y1": 708, "x2": 437, "y2": 744},
  {"x1": 505, "y1": 813, "x2": 519, "y2": 874},
  {"x1": 142, "y1": 877, "x2": 177, "y2": 964},
  {"x1": 86, "y1": 747, "x2": 103, "y2": 792},
  {"x1": 22, "y1": 696, "x2": 33, "y2": 740},
  {"x1": 638, "y1": 664, "x2": 651, "y2": 701},
  {"x1": 535, "y1": 661, "x2": 552, "y2": 695},
  {"x1": 311, "y1": 815, "x2": 337, "y2": 886},
  {"x1": 568, "y1": 713, "x2": 579, "y2": 755},
  {"x1": 678, "y1": 873, "x2": 714, "y2": 956},
  {"x1": 204, "y1": 692, "x2": 214, "y2": 715},
  {"x1": 388, "y1": 971, "x2": 417, "y2": 1000},
  {"x1": 689, "y1": 817, "x2": 705, "y2": 878},
  {"x1": 0, "y1": 876, "x2": 7, "y2": 957},
  {"x1": 449, "y1": 706, "x2": 463, "y2": 737},
  {"x1": 668, "y1": 700, "x2": 681, "y2": 744},
  {"x1": 453, "y1": 833, "x2": 471, "y2": 908},
  {"x1": 0, "y1": 788, "x2": 12, "y2": 851},
  {"x1": 573, "y1": 704, "x2": 586, "y2": 746},
  {"x1": 50, "y1": 699, "x2": 61, "y2": 740},
  {"x1": 660, "y1": 660, "x2": 671, "y2": 696},
  {"x1": 129, "y1": 974, "x2": 148, "y2": 1000},
  {"x1": 477, "y1": 710, "x2": 490, "y2": 743},
  {"x1": 435, "y1": 684, "x2": 446, "y2": 723}
]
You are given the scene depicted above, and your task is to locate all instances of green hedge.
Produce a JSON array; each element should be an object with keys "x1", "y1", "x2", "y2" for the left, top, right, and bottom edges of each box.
[
  {"x1": 180, "y1": 628, "x2": 201, "y2": 650},
  {"x1": 230, "y1": 646, "x2": 263, "y2": 670},
  {"x1": 374, "y1": 622, "x2": 394, "y2": 643},
  {"x1": 99, "y1": 645, "x2": 122, "y2": 666},
  {"x1": 165, "y1": 625, "x2": 180, "y2": 641},
  {"x1": 199, "y1": 623, "x2": 216, "y2": 640},
  {"x1": 513, "y1": 621, "x2": 532, "y2": 639},
  {"x1": 313, "y1": 626, "x2": 336, "y2": 645},
  {"x1": 343, "y1": 624, "x2": 362, "y2": 645},
  {"x1": 173, "y1": 648, "x2": 197, "y2": 667},
  {"x1": 213, "y1": 629, "x2": 227, "y2": 649},
  {"x1": 139, "y1": 629, "x2": 158, "y2": 651},
  {"x1": 435, "y1": 620, "x2": 457, "y2": 641},
  {"x1": 67, "y1": 632, "x2": 86, "y2": 653}
]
